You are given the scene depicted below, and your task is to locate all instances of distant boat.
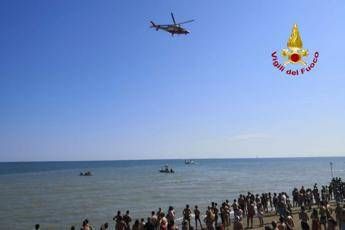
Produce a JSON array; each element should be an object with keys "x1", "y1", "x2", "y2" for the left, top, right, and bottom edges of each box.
[
  {"x1": 185, "y1": 160, "x2": 196, "y2": 165},
  {"x1": 79, "y1": 171, "x2": 92, "y2": 176},
  {"x1": 159, "y1": 165, "x2": 174, "y2": 173}
]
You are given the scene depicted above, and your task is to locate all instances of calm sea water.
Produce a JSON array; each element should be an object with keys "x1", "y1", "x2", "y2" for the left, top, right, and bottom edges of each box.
[{"x1": 0, "y1": 157, "x2": 345, "y2": 229}]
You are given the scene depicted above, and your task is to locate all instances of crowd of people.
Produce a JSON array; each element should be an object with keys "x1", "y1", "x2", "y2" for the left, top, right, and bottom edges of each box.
[{"x1": 34, "y1": 178, "x2": 345, "y2": 230}]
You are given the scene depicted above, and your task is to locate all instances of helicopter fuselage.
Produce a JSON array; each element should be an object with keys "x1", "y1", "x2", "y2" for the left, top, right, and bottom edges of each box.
[{"x1": 155, "y1": 25, "x2": 189, "y2": 35}]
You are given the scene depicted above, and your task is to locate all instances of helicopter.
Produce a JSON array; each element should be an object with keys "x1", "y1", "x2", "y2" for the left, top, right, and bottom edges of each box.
[{"x1": 150, "y1": 13, "x2": 194, "y2": 36}]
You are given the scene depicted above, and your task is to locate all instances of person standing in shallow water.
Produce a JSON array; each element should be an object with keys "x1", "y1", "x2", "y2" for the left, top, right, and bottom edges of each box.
[{"x1": 194, "y1": 205, "x2": 203, "y2": 230}]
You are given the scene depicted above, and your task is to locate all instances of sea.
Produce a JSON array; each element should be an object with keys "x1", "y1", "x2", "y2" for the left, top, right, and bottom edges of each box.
[{"x1": 0, "y1": 157, "x2": 344, "y2": 229}]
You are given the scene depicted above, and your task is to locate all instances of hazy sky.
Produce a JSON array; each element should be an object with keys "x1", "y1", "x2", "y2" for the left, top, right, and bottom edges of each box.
[{"x1": 1, "y1": 0, "x2": 345, "y2": 161}]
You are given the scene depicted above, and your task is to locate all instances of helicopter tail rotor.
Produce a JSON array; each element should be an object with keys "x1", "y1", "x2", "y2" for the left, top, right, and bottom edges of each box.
[{"x1": 150, "y1": 21, "x2": 159, "y2": 31}]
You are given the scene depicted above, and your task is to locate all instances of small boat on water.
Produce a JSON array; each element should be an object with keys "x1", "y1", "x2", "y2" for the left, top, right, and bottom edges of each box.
[
  {"x1": 79, "y1": 171, "x2": 92, "y2": 176},
  {"x1": 159, "y1": 165, "x2": 174, "y2": 173},
  {"x1": 185, "y1": 159, "x2": 196, "y2": 165}
]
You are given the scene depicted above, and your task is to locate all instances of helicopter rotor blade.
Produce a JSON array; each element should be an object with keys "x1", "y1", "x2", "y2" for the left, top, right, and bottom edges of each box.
[
  {"x1": 177, "y1": 19, "x2": 195, "y2": 25},
  {"x1": 171, "y1": 12, "x2": 177, "y2": 25}
]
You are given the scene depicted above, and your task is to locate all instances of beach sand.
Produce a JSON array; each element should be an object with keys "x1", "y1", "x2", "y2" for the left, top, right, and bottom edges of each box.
[{"x1": 220, "y1": 201, "x2": 339, "y2": 230}]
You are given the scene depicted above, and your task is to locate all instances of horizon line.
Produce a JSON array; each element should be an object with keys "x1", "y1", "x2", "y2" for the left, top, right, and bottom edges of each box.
[{"x1": 1, "y1": 155, "x2": 345, "y2": 163}]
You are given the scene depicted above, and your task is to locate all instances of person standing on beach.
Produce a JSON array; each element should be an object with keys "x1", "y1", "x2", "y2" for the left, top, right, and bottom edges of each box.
[
  {"x1": 277, "y1": 216, "x2": 287, "y2": 230},
  {"x1": 233, "y1": 206, "x2": 243, "y2": 223},
  {"x1": 257, "y1": 202, "x2": 264, "y2": 227},
  {"x1": 213, "y1": 203, "x2": 219, "y2": 227},
  {"x1": 341, "y1": 207, "x2": 345, "y2": 230},
  {"x1": 183, "y1": 205, "x2": 192, "y2": 229},
  {"x1": 167, "y1": 206, "x2": 175, "y2": 223},
  {"x1": 150, "y1": 211, "x2": 158, "y2": 230},
  {"x1": 139, "y1": 218, "x2": 146, "y2": 230},
  {"x1": 225, "y1": 200, "x2": 232, "y2": 225},
  {"x1": 335, "y1": 203, "x2": 343, "y2": 229},
  {"x1": 238, "y1": 195, "x2": 245, "y2": 215},
  {"x1": 311, "y1": 208, "x2": 321, "y2": 230},
  {"x1": 319, "y1": 202, "x2": 328, "y2": 230},
  {"x1": 286, "y1": 216, "x2": 295, "y2": 230},
  {"x1": 271, "y1": 221, "x2": 279, "y2": 230},
  {"x1": 233, "y1": 216, "x2": 243, "y2": 230},
  {"x1": 327, "y1": 217, "x2": 337, "y2": 230},
  {"x1": 124, "y1": 210, "x2": 132, "y2": 230},
  {"x1": 100, "y1": 223, "x2": 109, "y2": 230},
  {"x1": 145, "y1": 217, "x2": 155, "y2": 230},
  {"x1": 132, "y1": 220, "x2": 140, "y2": 230},
  {"x1": 220, "y1": 202, "x2": 230, "y2": 227},
  {"x1": 194, "y1": 205, "x2": 203, "y2": 230},
  {"x1": 269, "y1": 192, "x2": 273, "y2": 210},
  {"x1": 247, "y1": 201, "x2": 255, "y2": 229},
  {"x1": 299, "y1": 206, "x2": 310, "y2": 230},
  {"x1": 273, "y1": 193, "x2": 278, "y2": 213},
  {"x1": 114, "y1": 211, "x2": 122, "y2": 230},
  {"x1": 160, "y1": 214, "x2": 168, "y2": 230},
  {"x1": 82, "y1": 219, "x2": 93, "y2": 230},
  {"x1": 205, "y1": 206, "x2": 215, "y2": 230}
]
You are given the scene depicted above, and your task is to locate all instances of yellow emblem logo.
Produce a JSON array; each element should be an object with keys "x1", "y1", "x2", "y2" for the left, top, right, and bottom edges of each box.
[
  {"x1": 271, "y1": 24, "x2": 319, "y2": 77},
  {"x1": 281, "y1": 24, "x2": 308, "y2": 65}
]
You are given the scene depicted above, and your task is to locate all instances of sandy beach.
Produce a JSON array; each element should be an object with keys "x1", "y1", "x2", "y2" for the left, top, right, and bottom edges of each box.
[{"x1": 244, "y1": 202, "x2": 339, "y2": 229}]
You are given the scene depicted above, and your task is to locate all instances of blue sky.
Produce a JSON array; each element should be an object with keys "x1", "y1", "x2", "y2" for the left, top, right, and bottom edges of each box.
[{"x1": 1, "y1": 0, "x2": 345, "y2": 161}]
